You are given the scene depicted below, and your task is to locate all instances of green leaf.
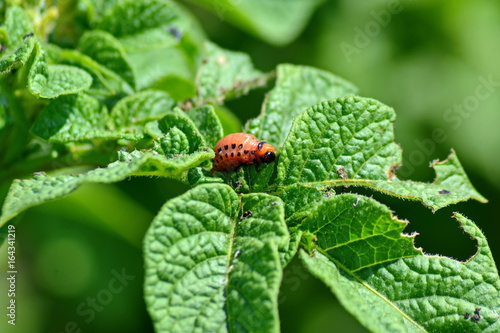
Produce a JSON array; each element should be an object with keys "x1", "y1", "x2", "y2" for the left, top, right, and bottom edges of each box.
[
  {"x1": 59, "y1": 49, "x2": 132, "y2": 96},
  {"x1": 187, "y1": 167, "x2": 224, "y2": 186},
  {"x1": 108, "y1": 90, "x2": 175, "y2": 134},
  {"x1": 144, "y1": 184, "x2": 288, "y2": 332},
  {"x1": 280, "y1": 228, "x2": 302, "y2": 268},
  {"x1": 117, "y1": 1, "x2": 205, "y2": 53},
  {"x1": 117, "y1": 2, "x2": 204, "y2": 99},
  {"x1": 245, "y1": 64, "x2": 358, "y2": 148},
  {"x1": 187, "y1": 104, "x2": 224, "y2": 147},
  {"x1": 349, "y1": 150, "x2": 488, "y2": 212},
  {"x1": 275, "y1": 96, "x2": 486, "y2": 211},
  {"x1": 157, "y1": 127, "x2": 190, "y2": 155},
  {"x1": 97, "y1": 0, "x2": 176, "y2": 37},
  {"x1": 118, "y1": 149, "x2": 213, "y2": 176},
  {"x1": 31, "y1": 90, "x2": 174, "y2": 142},
  {"x1": 30, "y1": 93, "x2": 115, "y2": 142},
  {"x1": 194, "y1": 41, "x2": 271, "y2": 105},
  {"x1": 129, "y1": 46, "x2": 195, "y2": 96},
  {"x1": 28, "y1": 43, "x2": 93, "y2": 98},
  {"x1": 116, "y1": 2, "x2": 205, "y2": 53},
  {"x1": 300, "y1": 208, "x2": 500, "y2": 332},
  {"x1": 277, "y1": 96, "x2": 401, "y2": 185},
  {"x1": 279, "y1": 183, "x2": 325, "y2": 226},
  {"x1": 301, "y1": 194, "x2": 421, "y2": 271},
  {"x1": 189, "y1": 0, "x2": 324, "y2": 46},
  {"x1": 227, "y1": 161, "x2": 277, "y2": 194},
  {"x1": 79, "y1": 30, "x2": 136, "y2": 89},
  {"x1": 0, "y1": 102, "x2": 5, "y2": 130},
  {"x1": 3, "y1": 6, "x2": 33, "y2": 48},
  {"x1": 118, "y1": 26, "x2": 180, "y2": 53},
  {"x1": 0, "y1": 35, "x2": 35, "y2": 73},
  {"x1": 0, "y1": 150, "x2": 214, "y2": 226},
  {"x1": 147, "y1": 108, "x2": 206, "y2": 152},
  {"x1": 0, "y1": 6, "x2": 35, "y2": 73}
]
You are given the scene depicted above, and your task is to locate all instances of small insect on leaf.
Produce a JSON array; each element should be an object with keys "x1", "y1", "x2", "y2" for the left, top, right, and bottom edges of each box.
[
  {"x1": 212, "y1": 133, "x2": 276, "y2": 172},
  {"x1": 168, "y1": 27, "x2": 182, "y2": 41}
]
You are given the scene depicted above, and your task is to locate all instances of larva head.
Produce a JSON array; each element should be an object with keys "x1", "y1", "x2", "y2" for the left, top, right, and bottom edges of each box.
[{"x1": 257, "y1": 141, "x2": 276, "y2": 163}]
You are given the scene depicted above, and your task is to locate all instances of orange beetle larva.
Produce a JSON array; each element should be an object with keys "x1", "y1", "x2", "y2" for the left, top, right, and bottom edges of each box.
[{"x1": 212, "y1": 133, "x2": 276, "y2": 172}]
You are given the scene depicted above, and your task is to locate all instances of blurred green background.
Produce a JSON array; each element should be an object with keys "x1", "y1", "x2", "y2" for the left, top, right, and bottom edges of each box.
[{"x1": 1, "y1": 1, "x2": 499, "y2": 332}]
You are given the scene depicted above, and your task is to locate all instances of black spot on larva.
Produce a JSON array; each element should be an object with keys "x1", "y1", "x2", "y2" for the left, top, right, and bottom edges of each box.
[
  {"x1": 218, "y1": 147, "x2": 222, "y2": 153},
  {"x1": 251, "y1": 150, "x2": 256, "y2": 155},
  {"x1": 243, "y1": 150, "x2": 249, "y2": 154},
  {"x1": 225, "y1": 153, "x2": 228, "y2": 158},
  {"x1": 257, "y1": 141, "x2": 267, "y2": 150},
  {"x1": 231, "y1": 143, "x2": 236, "y2": 149},
  {"x1": 237, "y1": 152, "x2": 241, "y2": 156},
  {"x1": 238, "y1": 144, "x2": 243, "y2": 149},
  {"x1": 224, "y1": 145, "x2": 229, "y2": 150},
  {"x1": 231, "y1": 152, "x2": 234, "y2": 157}
]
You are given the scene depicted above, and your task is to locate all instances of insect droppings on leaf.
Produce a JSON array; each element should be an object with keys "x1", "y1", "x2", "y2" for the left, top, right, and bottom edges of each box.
[
  {"x1": 241, "y1": 210, "x2": 253, "y2": 220},
  {"x1": 471, "y1": 313, "x2": 481, "y2": 322},
  {"x1": 471, "y1": 308, "x2": 482, "y2": 322},
  {"x1": 464, "y1": 308, "x2": 482, "y2": 322},
  {"x1": 336, "y1": 166, "x2": 349, "y2": 180},
  {"x1": 387, "y1": 163, "x2": 401, "y2": 179}
]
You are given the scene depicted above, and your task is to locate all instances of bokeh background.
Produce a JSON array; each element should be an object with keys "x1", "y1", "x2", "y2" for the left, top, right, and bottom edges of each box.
[{"x1": 1, "y1": 1, "x2": 499, "y2": 332}]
